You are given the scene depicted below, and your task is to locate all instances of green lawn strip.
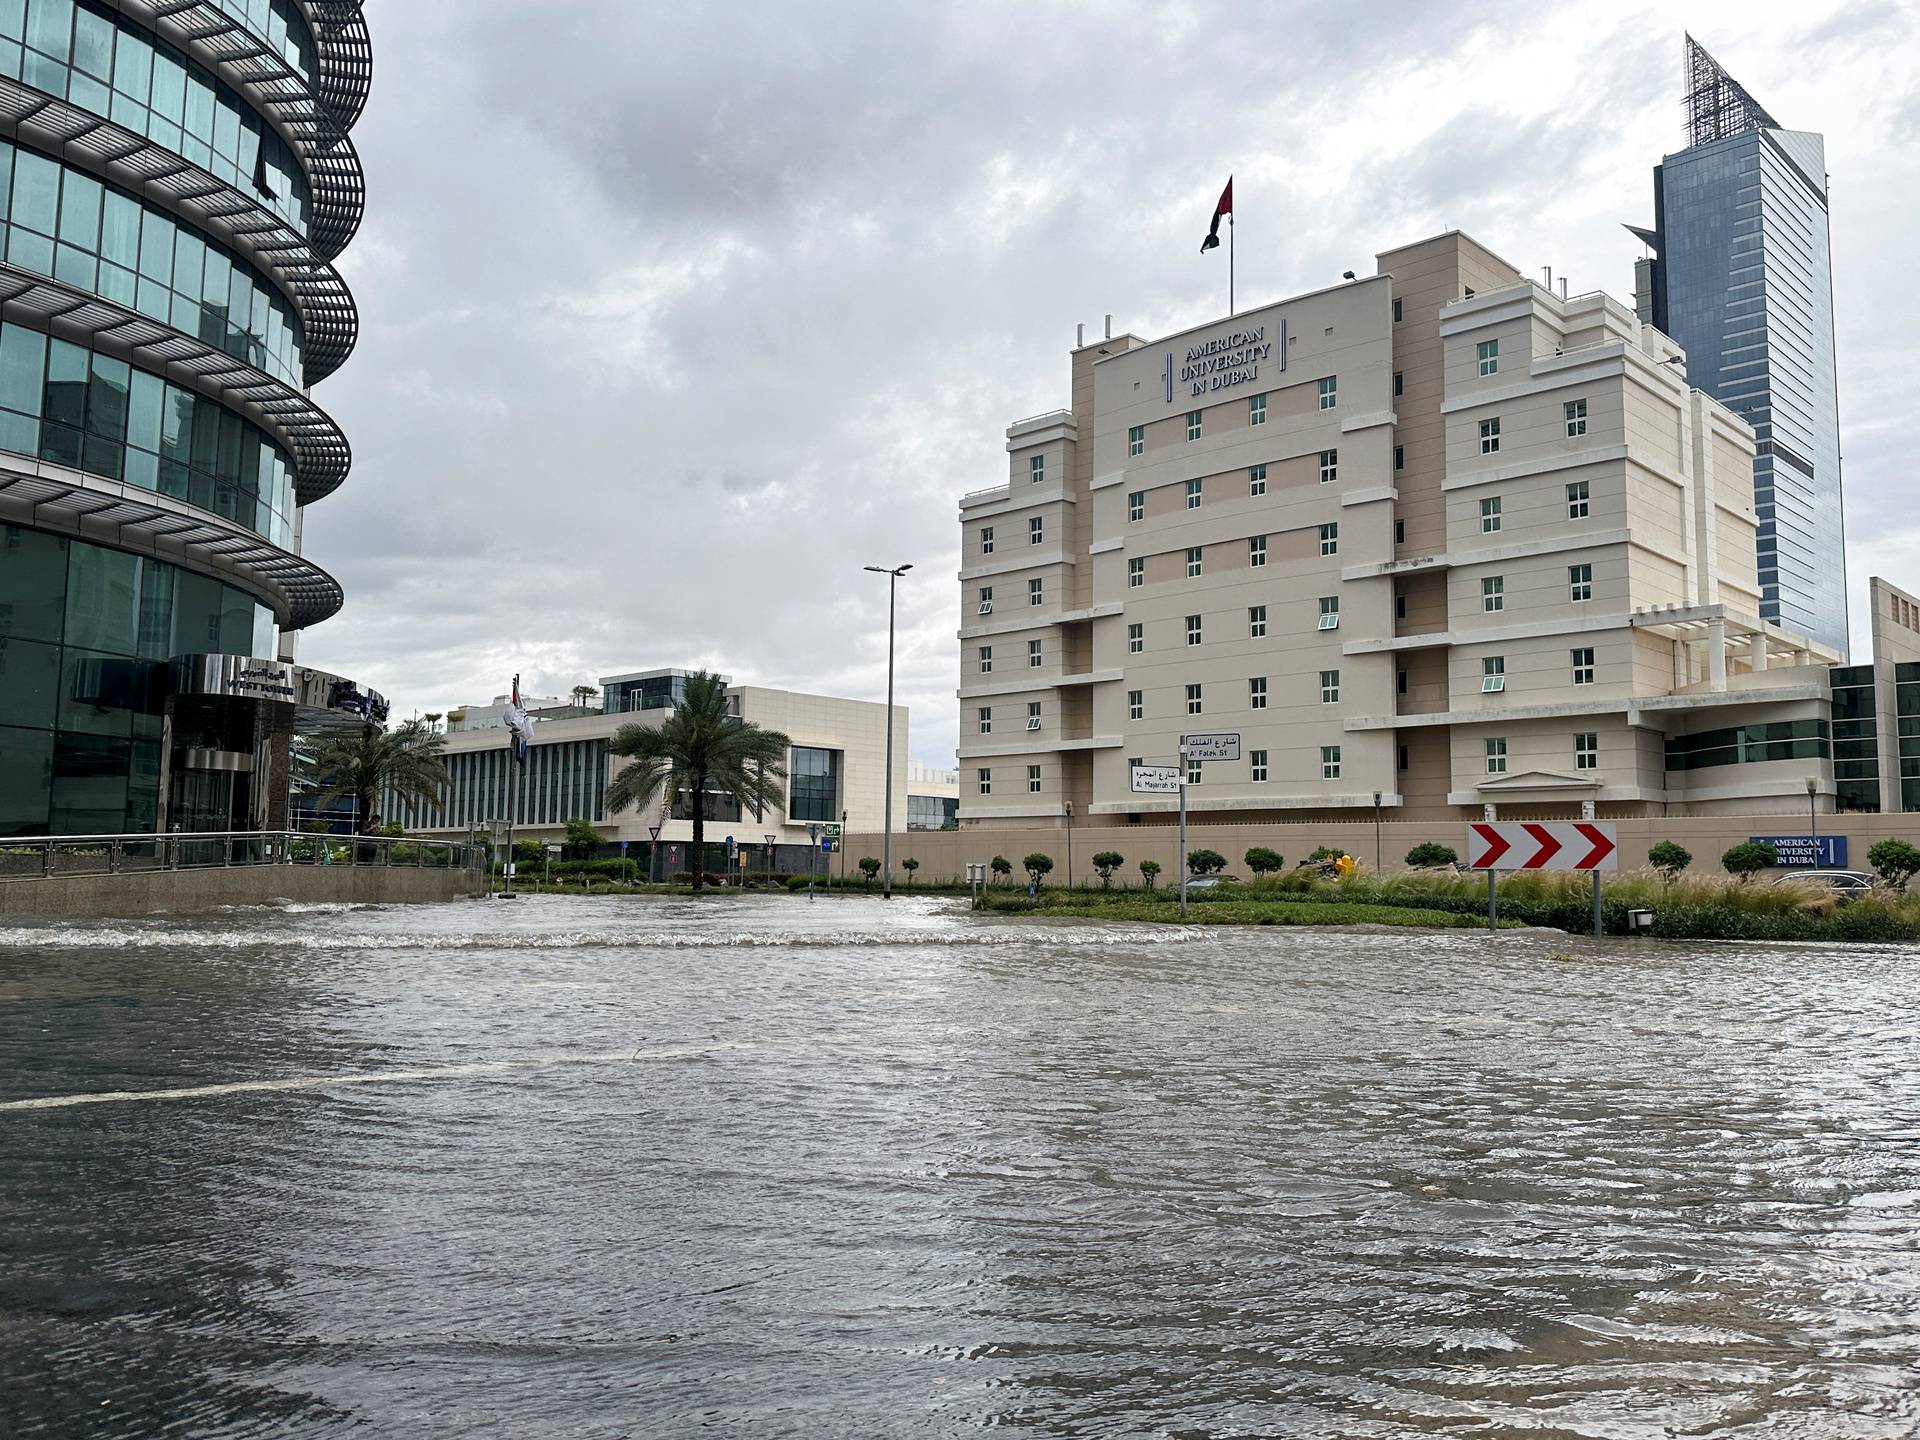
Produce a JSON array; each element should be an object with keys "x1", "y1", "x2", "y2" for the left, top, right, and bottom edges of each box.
[{"x1": 979, "y1": 892, "x2": 1520, "y2": 928}]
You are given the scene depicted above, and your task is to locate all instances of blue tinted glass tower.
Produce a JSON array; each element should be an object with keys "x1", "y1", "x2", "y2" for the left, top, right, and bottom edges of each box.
[{"x1": 1636, "y1": 36, "x2": 1847, "y2": 652}]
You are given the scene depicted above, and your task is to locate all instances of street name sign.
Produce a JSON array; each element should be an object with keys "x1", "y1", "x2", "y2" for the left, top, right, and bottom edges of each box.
[
  {"x1": 1469, "y1": 821, "x2": 1617, "y2": 872},
  {"x1": 1130, "y1": 764, "x2": 1182, "y2": 794},
  {"x1": 1181, "y1": 732, "x2": 1241, "y2": 762}
]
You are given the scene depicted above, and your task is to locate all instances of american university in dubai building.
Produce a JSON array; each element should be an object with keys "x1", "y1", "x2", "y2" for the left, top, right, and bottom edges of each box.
[{"x1": 955, "y1": 229, "x2": 1920, "y2": 830}]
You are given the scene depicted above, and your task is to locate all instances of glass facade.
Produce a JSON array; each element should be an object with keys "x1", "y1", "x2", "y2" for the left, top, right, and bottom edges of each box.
[
  {"x1": 1663, "y1": 718, "x2": 1830, "y2": 772},
  {"x1": 604, "y1": 673, "x2": 690, "y2": 714},
  {"x1": 906, "y1": 793, "x2": 956, "y2": 829},
  {"x1": 0, "y1": 523, "x2": 274, "y2": 835},
  {"x1": 1655, "y1": 126, "x2": 1846, "y2": 649},
  {"x1": 202, "y1": 0, "x2": 315, "y2": 91},
  {"x1": 1829, "y1": 664, "x2": 1879, "y2": 812},
  {"x1": 401, "y1": 741, "x2": 609, "y2": 831},
  {"x1": 0, "y1": 318, "x2": 297, "y2": 545},
  {"x1": 788, "y1": 746, "x2": 840, "y2": 823},
  {"x1": 0, "y1": 140, "x2": 304, "y2": 384},
  {"x1": 0, "y1": 0, "x2": 313, "y2": 234},
  {"x1": 1898, "y1": 663, "x2": 1920, "y2": 814}
]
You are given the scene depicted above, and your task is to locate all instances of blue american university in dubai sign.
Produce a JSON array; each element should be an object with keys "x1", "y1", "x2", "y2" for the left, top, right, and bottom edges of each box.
[
  {"x1": 1750, "y1": 835, "x2": 1848, "y2": 868},
  {"x1": 1164, "y1": 318, "x2": 1285, "y2": 401}
]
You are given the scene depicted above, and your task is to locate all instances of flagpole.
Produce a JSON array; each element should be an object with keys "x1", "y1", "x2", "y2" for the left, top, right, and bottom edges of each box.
[{"x1": 1229, "y1": 213, "x2": 1235, "y2": 317}]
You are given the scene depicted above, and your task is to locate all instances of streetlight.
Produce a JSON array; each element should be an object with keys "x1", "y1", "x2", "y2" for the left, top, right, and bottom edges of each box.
[
  {"x1": 1806, "y1": 776, "x2": 1819, "y2": 864},
  {"x1": 864, "y1": 562, "x2": 912, "y2": 899},
  {"x1": 1373, "y1": 791, "x2": 1383, "y2": 872}
]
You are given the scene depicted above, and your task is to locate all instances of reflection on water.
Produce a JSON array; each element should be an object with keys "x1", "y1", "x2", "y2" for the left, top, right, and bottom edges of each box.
[{"x1": 1, "y1": 894, "x2": 1916, "y2": 1437}]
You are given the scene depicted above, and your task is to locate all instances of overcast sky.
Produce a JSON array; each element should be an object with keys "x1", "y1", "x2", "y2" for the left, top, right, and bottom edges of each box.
[{"x1": 298, "y1": 0, "x2": 1920, "y2": 768}]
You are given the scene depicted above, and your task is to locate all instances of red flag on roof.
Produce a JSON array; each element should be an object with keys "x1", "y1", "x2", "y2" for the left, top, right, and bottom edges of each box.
[{"x1": 1200, "y1": 177, "x2": 1232, "y2": 254}]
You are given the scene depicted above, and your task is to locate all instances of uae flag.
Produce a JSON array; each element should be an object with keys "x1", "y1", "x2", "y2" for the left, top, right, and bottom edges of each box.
[{"x1": 1200, "y1": 177, "x2": 1232, "y2": 253}]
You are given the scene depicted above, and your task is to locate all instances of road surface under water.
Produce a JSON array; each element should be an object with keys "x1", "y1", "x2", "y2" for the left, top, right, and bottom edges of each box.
[{"x1": 0, "y1": 894, "x2": 1916, "y2": 1437}]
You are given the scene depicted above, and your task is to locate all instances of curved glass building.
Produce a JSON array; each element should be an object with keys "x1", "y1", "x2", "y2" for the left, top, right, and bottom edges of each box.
[{"x1": 0, "y1": 0, "x2": 379, "y2": 836}]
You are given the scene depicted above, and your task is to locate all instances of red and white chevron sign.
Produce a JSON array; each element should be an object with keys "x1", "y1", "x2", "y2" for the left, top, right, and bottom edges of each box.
[{"x1": 1468, "y1": 821, "x2": 1617, "y2": 871}]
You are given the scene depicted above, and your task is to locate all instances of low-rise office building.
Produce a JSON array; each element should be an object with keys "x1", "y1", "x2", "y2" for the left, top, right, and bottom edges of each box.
[
  {"x1": 907, "y1": 763, "x2": 960, "y2": 829},
  {"x1": 955, "y1": 231, "x2": 1859, "y2": 827},
  {"x1": 387, "y1": 668, "x2": 907, "y2": 848}
]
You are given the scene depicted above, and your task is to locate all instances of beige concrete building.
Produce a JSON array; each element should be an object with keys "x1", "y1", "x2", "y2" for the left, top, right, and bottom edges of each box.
[
  {"x1": 387, "y1": 668, "x2": 907, "y2": 853},
  {"x1": 956, "y1": 231, "x2": 1854, "y2": 829}
]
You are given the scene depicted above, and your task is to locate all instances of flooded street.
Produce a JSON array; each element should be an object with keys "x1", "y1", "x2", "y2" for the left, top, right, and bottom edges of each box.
[{"x1": 1, "y1": 894, "x2": 1917, "y2": 1437}]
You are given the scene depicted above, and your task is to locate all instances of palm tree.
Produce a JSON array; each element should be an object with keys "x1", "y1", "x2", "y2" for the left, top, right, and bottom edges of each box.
[
  {"x1": 604, "y1": 671, "x2": 788, "y2": 891},
  {"x1": 305, "y1": 718, "x2": 448, "y2": 835}
]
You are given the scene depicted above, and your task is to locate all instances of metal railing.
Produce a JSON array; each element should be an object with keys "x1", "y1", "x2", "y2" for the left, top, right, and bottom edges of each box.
[{"x1": 0, "y1": 830, "x2": 488, "y2": 883}]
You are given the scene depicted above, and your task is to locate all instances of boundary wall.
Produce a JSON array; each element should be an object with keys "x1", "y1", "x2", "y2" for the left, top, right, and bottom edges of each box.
[{"x1": 0, "y1": 865, "x2": 485, "y2": 919}]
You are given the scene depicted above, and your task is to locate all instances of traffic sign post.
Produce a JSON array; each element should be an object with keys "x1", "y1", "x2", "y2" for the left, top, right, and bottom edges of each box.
[{"x1": 1469, "y1": 820, "x2": 1618, "y2": 939}]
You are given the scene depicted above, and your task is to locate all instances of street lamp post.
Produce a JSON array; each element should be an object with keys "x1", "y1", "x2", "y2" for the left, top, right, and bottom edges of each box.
[
  {"x1": 865, "y1": 563, "x2": 912, "y2": 899},
  {"x1": 1373, "y1": 791, "x2": 1382, "y2": 872},
  {"x1": 1807, "y1": 776, "x2": 1819, "y2": 864}
]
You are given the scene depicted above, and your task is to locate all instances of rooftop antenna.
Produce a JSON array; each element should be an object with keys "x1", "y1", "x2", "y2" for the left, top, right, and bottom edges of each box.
[
  {"x1": 1075, "y1": 322, "x2": 1084, "y2": 348},
  {"x1": 1104, "y1": 314, "x2": 1112, "y2": 339}
]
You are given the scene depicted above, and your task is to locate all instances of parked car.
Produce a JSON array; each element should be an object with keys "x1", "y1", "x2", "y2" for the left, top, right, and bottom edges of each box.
[{"x1": 1771, "y1": 869, "x2": 1875, "y2": 904}]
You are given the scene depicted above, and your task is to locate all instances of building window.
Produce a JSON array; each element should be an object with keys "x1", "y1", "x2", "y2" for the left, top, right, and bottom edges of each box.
[
  {"x1": 1319, "y1": 449, "x2": 1338, "y2": 483},
  {"x1": 1575, "y1": 732, "x2": 1598, "y2": 770},
  {"x1": 1128, "y1": 689, "x2": 1143, "y2": 721},
  {"x1": 1477, "y1": 339, "x2": 1499, "y2": 376},
  {"x1": 1030, "y1": 455, "x2": 1045, "y2": 484},
  {"x1": 1250, "y1": 392, "x2": 1267, "y2": 425},
  {"x1": 1320, "y1": 669, "x2": 1340, "y2": 704},
  {"x1": 1029, "y1": 516, "x2": 1043, "y2": 545},
  {"x1": 1321, "y1": 745, "x2": 1342, "y2": 779},
  {"x1": 977, "y1": 768, "x2": 991, "y2": 796},
  {"x1": 978, "y1": 645, "x2": 992, "y2": 673},
  {"x1": 1318, "y1": 596, "x2": 1340, "y2": 630},
  {"x1": 1482, "y1": 576, "x2": 1504, "y2": 613},
  {"x1": 1482, "y1": 656, "x2": 1506, "y2": 693},
  {"x1": 1571, "y1": 647, "x2": 1595, "y2": 685},
  {"x1": 1186, "y1": 683, "x2": 1202, "y2": 715},
  {"x1": 1128, "y1": 557, "x2": 1143, "y2": 588},
  {"x1": 1569, "y1": 563, "x2": 1593, "y2": 602},
  {"x1": 1027, "y1": 702, "x2": 1042, "y2": 732},
  {"x1": 1318, "y1": 376, "x2": 1337, "y2": 410},
  {"x1": 1319, "y1": 522, "x2": 1339, "y2": 556},
  {"x1": 977, "y1": 706, "x2": 992, "y2": 734},
  {"x1": 1392, "y1": 297, "x2": 1403, "y2": 323},
  {"x1": 1250, "y1": 750, "x2": 1268, "y2": 783},
  {"x1": 1485, "y1": 739, "x2": 1508, "y2": 774},
  {"x1": 1250, "y1": 534, "x2": 1267, "y2": 567},
  {"x1": 1393, "y1": 370, "x2": 1403, "y2": 397},
  {"x1": 1394, "y1": 444, "x2": 1405, "y2": 472},
  {"x1": 1395, "y1": 518, "x2": 1405, "y2": 545},
  {"x1": 1395, "y1": 593, "x2": 1407, "y2": 621},
  {"x1": 1479, "y1": 418, "x2": 1501, "y2": 454},
  {"x1": 1567, "y1": 480, "x2": 1589, "y2": 519},
  {"x1": 1027, "y1": 764, "x2": 1042, "y2": 793},
  {"x1": 1398, "y1": 744, "x2": 1409, "y2": 771},
  {"x1": 1186, "y1": 546, "x2": 1202, "y2": 578},
  {"x1": 1186, "y1": 477, "x2": 1202, "y2": 510},
  {"x1": 1028, "y1": 578, "x2": 1043, "y2": 606},
  {"x1": 1186, "y1": 409, "x2": 1202, "y2": 441},
  {"x1": 1249, "y1": 463, "x2": 1267, "y2": 496},
  {"x1": 1186, "y1": 613, "x2": 1203, "y2": 646},
  {"x1": 1480, "y1": 497, "x2": 1502, "y2": 534},
  {"x1": 977, "y1": 586, "x2": 993, "y2": 615},
  {"x1": 1129, "y1": 424, "x2": 1144, "y2": 456},
  {"x1": 1397, "y1": 669, "x2": 1408, "y2": 694},
  {"x1": 1188, "y1": 763, "x2": 1202, "y2": 786},
  {"x1": 1128, "y1": 622, "x2": 1143, "y2": 653},
  {"x1": 1565, "y1": 398, "x2": 1587, "y2": 437},
  {"x1": 789, "y1": 746, "x2": 843, "y2": 822},
  {"x1": 981, "y1": 526, "x2": 994, "y2": 554},
  {"x1": 1128, "y1": 490, "x2": 1144, "y2": 522},
  {"x1": 1028, "y1": 639, "x2": 1043, "y2": 668},
  {"x1": 1248, "y1": 605, "x2": 1266, "y2": 638},
  {"x1": 1249, "y1": 676, "x2": 1267, "y2": 709}
]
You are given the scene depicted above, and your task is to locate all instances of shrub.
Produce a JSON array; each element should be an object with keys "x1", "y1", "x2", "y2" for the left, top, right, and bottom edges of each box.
[
  {"x1": 1307, "y1": 846, "x2": 1347, "y2": 863},
  {"x1": 1721, "y1": 841, "x2": 1778, "y2": 879},
  {"x1": 990, "y1": 855, "x2": 1012, "y2": 882},
  {"x1": 857, "y1": 856, "x2": 881, "y2": 881},
  {"x1": 1867, "y1": 839, "x2": 1920, "y2": 891},
  {"x1": 1187, "y1": 848, "x2": 1226, "y2": 875},
  {"x1": 1648, "y1": 841, "x2": 1692, "y2": 879},
  {"x1": 1405, "y1": 842, "x2": 1458, "y2": 868},
  {"x1": 1023, "y1": 852, "x2": 1054, "y2": 886},
  {"x1": 1139, "y1": 859, "x2": 1161, "y2": 889},
  {"x1": 1244, "y1": 846, "x2": 1284, "y2": 875},
  {"x1": 1092, "y1": 851, "x2": 1124, "y2": 887},
  {"x1": 786, "y1": 873, "x2": 817, "y2": 891},
  {"x1": 901, "y1": 857, "x2": 919, "y2": 886},
  {"x1": 563, "y1": 817, "x2": 605, "y2": 860}
]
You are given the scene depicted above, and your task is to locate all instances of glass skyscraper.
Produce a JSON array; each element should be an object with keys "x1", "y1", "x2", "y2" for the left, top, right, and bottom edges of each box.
[
  {"x1": 0, "y1": 1, "x2": 379, "y2": 836},
  {"x1": 1636, "y1": 36, "x2": 1847, "y2": 652}
]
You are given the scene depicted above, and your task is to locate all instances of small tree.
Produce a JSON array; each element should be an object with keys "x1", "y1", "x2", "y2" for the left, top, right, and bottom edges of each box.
[
  {"x1": 1648, "y1": 840, "x2": 1692, "y2": 879},
  {"x1": 1307, "y1": 846, "x2": 1346, "y2": 863},
  {"x1": 563, "y1": 816, "x2": 605, "y2": 860},
  {"x1": 1187, "y1": 848, "x2": 1226, "y2": 875},
  {"x1": 1091, "y1": 850, "x2": 1124, "y2": 887},
  {"x1": 990, "y1": 855, "x2": 1012, "y2": 884},
  {"x1": 1244, "y1": 846, "x2": 1284, "y2": 875},
  {"x1": 1722, "y1": 841, "x2": 1777, "y2": 880},
  {"x1": 1023, "y1": 852, "x2": 1054, "y2": 887},
  {"x1": 377, "y1": 820, "x2": 405, "y2": 838},
  {"x1": 1405, "y1": 842, "x2": 1458, "y2": 868},
  {"x1": 901, "y1": 857, "x2": 919, "y2": 887},
  {"x1": 1139, "y1": 859, "x2": 1162, "y2": 890},
  {"x1": 1867, "y1": 838, "x2": 1920, "y2": 891},
  {"x1": 858, "y1": 855, "x2": 881, "y2": 881}
]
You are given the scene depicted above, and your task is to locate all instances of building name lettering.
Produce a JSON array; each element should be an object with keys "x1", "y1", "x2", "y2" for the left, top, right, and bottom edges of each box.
[{"x1": 1181, "y1": 325, "x2": 1269, "y2": 396}]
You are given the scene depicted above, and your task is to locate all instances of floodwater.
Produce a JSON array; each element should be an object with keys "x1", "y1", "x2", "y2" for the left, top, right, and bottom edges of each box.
[{"x1": 0, "y1": 896, "x2": 1917, "y2": 1438}]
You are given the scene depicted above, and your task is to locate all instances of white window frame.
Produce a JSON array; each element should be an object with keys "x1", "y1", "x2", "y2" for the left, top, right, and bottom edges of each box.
[
  {"x1": 1482, "y1": 576, "x2": 1504, "y2": 613},
  {"x1": 1030, "y1": 455, "x2": 1045, "y2": 484},
  {"x1": 1317, "y1": 597, "x2": 1340, "y2": 631},
  {"x1": 1319, "y1": 522, "x2": 1338, "y2": 556},
  {"x1": 1249, "y1": 676, "x2": 1267, "y2": 709},
  {"x1": 1482, "y1": 656, "x2": 1506, "y2": 693},
  {"x1": 1127, "y1": 622, "x2": 1143, "y2": 654},
  {"x1": 1186, "y1": 478, "x2": 1202, "y2": 510},
  {"x1": 1249, "y1": 463, "x2": 1267, "y2": 496},
  {"x1": 1026, "y1": 702, "x2": 1042, "y2": 732},
  {"x1": 1248, "y1": 606, "x2": 1267, "y2": 638},
  {"x1": 1250, "y1": 534, "x2": 1267, "y2": 567},
  {"x1": 1567, "y1": 480, "x2": 1589, "y2": 519},
  {"x1": 977, "y1": 707, "x2": 991, "y2": 734},
  {"x1": 1569, "y1": 563, "x2": 1592, "y2": 603},
  {"x1": 1479, "y1": 417, "x2": 1501, "y2": 454},
  {"x1": 978, "y1": 645, "x2": 992, "y2": 674},
  {"x1": 1250, "y1": 750, "x2": 1268, "y2": 783},
  {"x1": 1320, "y1": 745, "x2": 1342, "y2": 780},
  {"x1": 977, "y1": 768, "x2": 992, "y2": 796},
  {"x1": 1188, "y1": 764, "x2": 1202, "y2": 786},
  {"x1": 981, "y1": 526, "x2": 994, "y2": 554},
  {"x1": 1186, "y1": 547, "x2": 1202, "y2": 578},
  {"x1": 1186, "y1": 409, "x2": 1202, "y2": 441},
  {"x1": 1249, "y1": 392, "x2": 1267, "y2": 425},
  {"x1": 1477, "y1": 338, "x2": 1499, "y2": 376},
  {"x1": 1027, "y1": 764, "x2": 1042, "y2": 793},
  {"x1": 1320, "y1": 669, "x2": 1340, "y2": 704},
  {"x1": 1186, "y1": 684, "x2": 1202, "y2": 716},
  {"x1": 1028, "y1": 639, "x2": 1042, "y2": 668},
  {"x1": 1319, "y1": 449, "x2": 1338, "y2": 484},
  {"x1": 1571, "y1": 647, "x2": 1595, "y2": 686},
  {"x1": 1318, "y1": 376, "x2": 1336, "y2": 410},
  {"x1": 1128, "y1": 689, "x2": 1143, "y2": 721},
  {"x1": 1128, "y1": 424, "x2": 1144, "y2": 457},
  {"x1": 1029, "y1": 516, "x2": 1043, "y2": 545},
  {"x1": 1480, "y1": 497, "x2": 1502, "y2": 534},
  {"x1": 1485, "y1": 738, "x2": 1508, "y2": 774},
  {"x1": 1128, "y1": 490, "x2": 1144, "y2": 523},
  {"x1": 977, "y1": 587, "x2": 993, "y2": 615},
  {"x1": 1186, "y1": 614, "x2": 1203, "y2": 647},
  {"x1": 1128, "y1": 557, "x2": 1144, "y2": 588},
  {"x1": 1028, "y1": 578, "x2": 1043, "y2": 607},
  {"x1": 1575, "y1": 732, "x2": 1598, "y2": 771},
  {"x1": 1565, "y1": 398, "x2": 1587, "y2": 438}
]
